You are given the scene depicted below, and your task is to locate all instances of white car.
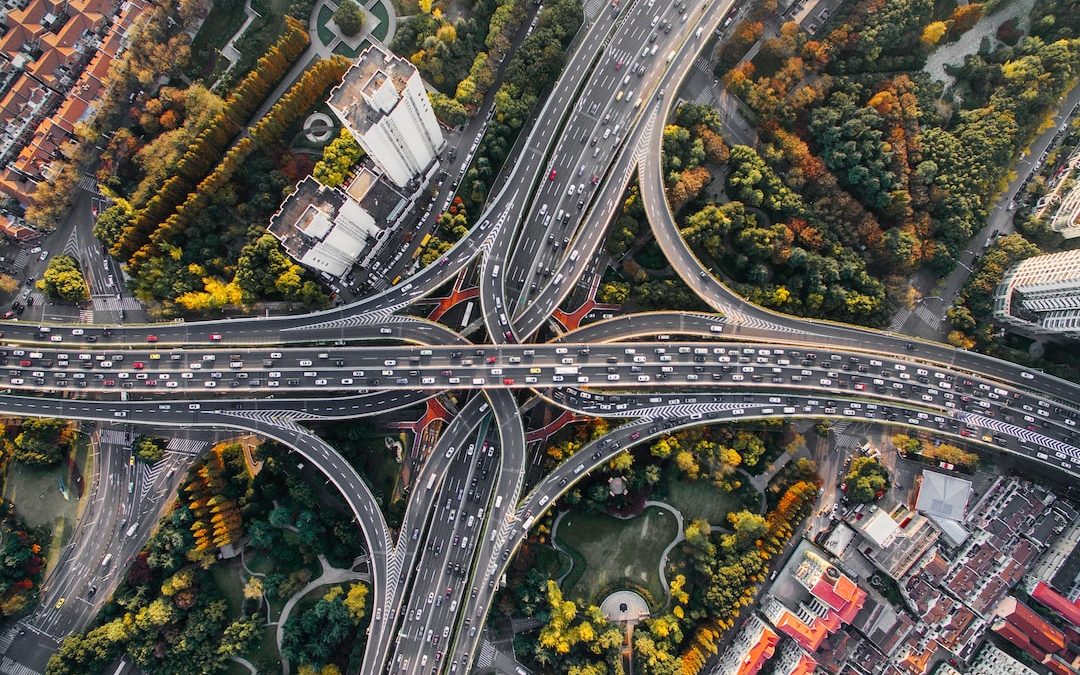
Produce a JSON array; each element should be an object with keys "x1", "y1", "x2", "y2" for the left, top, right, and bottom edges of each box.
[
  {"x1": 165, "y1": 381, "x2": 179, "y2": 388},
  {"x1": 204, "y1": 381, "x2": 216, "y2": 388},
  {"x1": 39, "y1": 251, "x2": 48, "y2": 261},
  {"x1": 49, "y1": 335, "x2": 62, "y2": 342},
  {"x1": 71, "y1": 329, "x2": 84, "y2": 336}
]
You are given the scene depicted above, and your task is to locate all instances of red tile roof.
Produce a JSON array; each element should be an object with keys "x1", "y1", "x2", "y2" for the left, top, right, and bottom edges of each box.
[
  {"x1": 1032, "y1": 581, "x2": 1080, "y2": 630},
  {"x1": 739, "y1": 625, "x2": 779, "y2": 675}
]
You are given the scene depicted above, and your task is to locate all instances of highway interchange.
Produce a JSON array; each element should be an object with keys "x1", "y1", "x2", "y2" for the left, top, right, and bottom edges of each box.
[{"x1": 1, "y1": 0, "x2": 1078, "y2": 673}]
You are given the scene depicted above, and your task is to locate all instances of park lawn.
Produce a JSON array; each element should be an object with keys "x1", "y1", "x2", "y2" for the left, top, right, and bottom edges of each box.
[
  {"x1": 369, "y1": 0, "x2": 390, "y2": 40},
  {"x1": 210, "y1": 558, "x2": 247, "y2": 619},
  {"x1": 555, "y1": 506, "x2": 679, "y2": 606},
  {"x1": 186, "y1": 0, "x2": 250, "y2": 80},
  {"x1": 224, "y1": 660, "x2": 251, "y2": 675},
  {"x1": 662, "y1": 473, "x2": 756, "y2": 526},
  {"x1": 255, "y1": 624, "x2": 282, "y2": 672},
  {"x1": 3, "y1": 435, "x2": 91, "y2": 576}
]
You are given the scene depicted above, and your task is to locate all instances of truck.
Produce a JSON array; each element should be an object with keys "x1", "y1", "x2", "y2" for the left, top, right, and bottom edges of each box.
[{"x1": 554, "y1": 366, "x2": 579, "y2": 375}]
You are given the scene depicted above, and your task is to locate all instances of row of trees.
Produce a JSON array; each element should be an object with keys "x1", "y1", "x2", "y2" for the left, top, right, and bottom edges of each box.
[
  {"x1": 109, "y1": 18, "x2": 311, "y2": 262},
  {"x1": 892, "y1": 434, "x2": 979, "y2": 469},
  {"x1": 457, "y1": 0, "x2": 583, "y2": 214},
  {"x1": 124, "y1": 56, "x2": 348, "y2": 312}
]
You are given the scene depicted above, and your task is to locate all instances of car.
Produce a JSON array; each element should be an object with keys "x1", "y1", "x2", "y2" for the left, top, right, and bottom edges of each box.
[
  {"x1": 1021, "y1": 371, "x2": 1034, "y2": 380},
  {"x1": 132, "y1": 362, "x2": 144, "y2": 369},
  {"x1": 146, "y1": 335, "x2": 158, "y2": 343},
  {"x1": 549, "y1": 169, "x2": 557, "y2": 181},
  {"x1": 614, "y1": 60, "x2": 623, "y2": 70},
  {"x1": 54, "y1": 597, "x2": 65, "y2": 609},
  {"x1": 49, "y1": 335, "x2": 61, "y2": 342},
  {"x1": 39, "y1": 251, "x2": 48, "y2": 261},
  {"x1": 71, "y1": 328, "x2": 84, "y2": 336},
  {"x1": 503, "y1": 378, "x2": 515, "y2": 385},
  {"x1": 209, "y1": 333, "x2": 223, "y2": 341},
  {"x1": 149, "y1": 353, "x2": 161, "y2": 360}
]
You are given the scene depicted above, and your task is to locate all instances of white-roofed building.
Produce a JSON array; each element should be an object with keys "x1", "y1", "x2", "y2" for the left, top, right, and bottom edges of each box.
[
  {"x1": 268, "y1": 176, "x2": 386, "y2": 278},
  {"x1": 328, "y1": 43, "x2": 444, "y2": 188},
  {"x1": 915, "y1": 471, "x2": 972, "y2": 521},
  {"x1": 993, "y1": 250, "x2": 1080, "y2": 340}
]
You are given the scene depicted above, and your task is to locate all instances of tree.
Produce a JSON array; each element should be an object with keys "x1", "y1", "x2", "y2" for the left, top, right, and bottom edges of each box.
[
  {"x1": 217, "y1": 617, "x2": 261, "y2": 656},
  {"x1": 843, "y1": 456, "x2": 889, "y2": 503},
  {"x1": 598, "y1": 281, "x2": 630, "y2": 304},
  {"x1": 728, "y1": 510, "x2": 767, "y2": 549},
  {"x1": 921, "y1": 20, "x2": 947, "y2": 45},
  {"x1": 38, "y1": 255, "x2": 88, "y2": 302},
  {"x1": 313, "y1": 129, "x2": 364, "y2": 187},
  {"x1": 343, "y1": 583, "x2": 368, "y2": 623},
  {"x1": 12, "y1": 419, "x2": 72, "y2": 466},
  {"x1": 333, "y1": 0, "x2": 364, "y2": 36},
  {"x1": 133, "y1": 436, "x2": 165, "y2": 463},
  {"x1": 429, "y1": 91, "x2": 468, "y2": 126},
  {"x1": 0, "y1": 274, "x2": 18, "y2": 295}
]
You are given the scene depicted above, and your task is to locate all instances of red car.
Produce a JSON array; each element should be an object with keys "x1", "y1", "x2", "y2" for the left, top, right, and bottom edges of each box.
[
  {"x1": 549, "y1": 169, "x2": 557, "y2": 181},
  {"x1": 209, "y1": 333, "x2": 222, "y2": 341},
  {"x1": 145, "y1": 335, "x2": 158, "y2": 343},
  {"x1": 503, "y1": 378, "x2": 515, "y2": 385},
  {"x1": 103, "y1": 380, "x2": 115, "y2": 387},
  {"x1": 132, "y1": 362, "x2": 144, "y2": 370},
  {"x1": 485, "y1": 356, "x2": 497, "y2": 364}
]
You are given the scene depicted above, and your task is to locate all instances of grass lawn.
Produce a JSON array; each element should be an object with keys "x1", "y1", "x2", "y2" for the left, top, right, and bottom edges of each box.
[
  {"x1": 662, "y1": 473, "x2": 759, "y2": 525},
  {"x1": 224, "y1": 660, "x2": 251, "y2": 675},
  {"x1": 210, "y1": 559, "x2": 247, "y2": 619},
  {"x1": 317, "y1": 5, "x2": 337, "y2": 46},
  {"x1": 334, "y1": 37, "x2": 371, "y2": 58},
  {"x1": 3, "y1": 435, "x2": 91, "y2": 576},
  {"x1": 369, "y1": 0, "x2": 390, "y2": 40},
  {"x1": 186, "y1": 0, "x2": 250, "y2": 80},
  {"x1": 555, "y1": 506, "x2": 679, "y2": 606},
  {"x1": 254, "y1": 624, "x2": 282, "y2": 673}
]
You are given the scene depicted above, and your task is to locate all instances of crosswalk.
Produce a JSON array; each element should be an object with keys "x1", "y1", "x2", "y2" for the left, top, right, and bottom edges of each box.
[
  {"x1": 91, "y1": 296, "x2": 142, "y2": 312},
  {"x1": 914, "y1": 304, "x2": 941, "y2": 330},
  {"x1": 693, "y1": 56, "x2": 713, "y2": 77},
  {"x1": 474, "y1": 641, "x2": 497, "y2": 669},
  {"x1": 165, "y1": 438, "x2": 208, "y2": 456},
  {"x1": 0, "y1": 627, "x2": 17, "y2": 654},
  {"x1": 0, "y1": 656, "x2": 41, "y2": 675},
  {"x1": 99, "y1": 429, "x2": 132, "y2": 447},
  {"x1": 888, "y1": 308, "x2": 912, "y2": 332},
  {"x1": 582, "y1": 0, "x2": 604, "y2": 18},
  {"x1": 78, "y1": 309, "x2": 94, "y2": 323}
]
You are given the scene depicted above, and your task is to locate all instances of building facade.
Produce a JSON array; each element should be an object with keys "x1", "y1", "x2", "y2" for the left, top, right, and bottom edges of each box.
[
  {"x1": 328, "y1": 43, "x2": 443, "y2": 188},
  {"x1": 993, "y1": 250, "x2": 1080, "y2": 340}
]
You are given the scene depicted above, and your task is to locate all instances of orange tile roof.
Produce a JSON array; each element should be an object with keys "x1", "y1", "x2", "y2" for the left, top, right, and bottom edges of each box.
[
  {"x1": 739, "y1": 626, "x2": 779, "y2": 675},
  {"x1": 54, "y1": 94, "x2": 88, "y2": 132},
  {"x1": 769, "y1": 607, "x2": 831, "y2": 652},
  {"x1": 0, "y1": 24, "x2": 34, "y2": 57}
]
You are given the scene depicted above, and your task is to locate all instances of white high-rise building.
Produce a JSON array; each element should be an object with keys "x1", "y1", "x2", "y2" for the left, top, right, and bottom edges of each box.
[
  {"x1": 328, "y1": 44, "x2": 444, "y2": 188},
  {"x1": 993, "y1": 250, "x2": 1080, "y2": 340}
]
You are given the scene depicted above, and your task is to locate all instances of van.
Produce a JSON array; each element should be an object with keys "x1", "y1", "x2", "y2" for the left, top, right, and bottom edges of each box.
[
  {"x1": 553, "y1": 273, "x2": 564, "y2": 285},
  {"x1": 492, "y1": 265, "x2": 500, "y2": 278},
  {"x1": 101, "y1": 554, "x2": 113, "y2": 568},
  {"x1": 650, "y1": 44, "x2": 658, "y2": 55},
  {"x1": 126, "y1": 523, "x2": 138, "y2": 537},
  {"x1": 666, "y1": 50, "x2": 675, "y2": 62}
]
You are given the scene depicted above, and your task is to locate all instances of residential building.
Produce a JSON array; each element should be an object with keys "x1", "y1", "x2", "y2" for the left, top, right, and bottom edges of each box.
[
  {"x1": 991, "y1": 596, "x2": 1076, "y2": 673},
  {"x1": 714, "y1": 614, "x2": 779, "y2": 675},
  {"x1": 268, "y1": 176, "x2": 385, "y2": 278},
  {"x1": 993, "y1": 250, "x2": 1080, "y2": 340},
  {"x1": 969, "y1": 643, "x2": 1039, "y2": 675},
  {"x1": 853, "y1": 505, "x2": 940, "y2": 580},
  {"x1": 328, "y1": 43, "x2": 443, "y2": 189}
]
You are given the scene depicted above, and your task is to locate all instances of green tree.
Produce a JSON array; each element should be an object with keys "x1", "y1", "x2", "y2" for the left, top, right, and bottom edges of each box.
[
  {"x1": 38, "y1": 255, "x2": 89, "y2": 302},
  {"x1": 12, "y1": 419, "x2": 72, "y2": 466},
  {"x1": 133, "y1": 436, "x2": 165, "y2": 463},
  {"x1": 844, "y1": 456, "x2": 889, "y2": 503},
  {"x1": 333, "y1": 0, "x2": 364, "y2": 36}
]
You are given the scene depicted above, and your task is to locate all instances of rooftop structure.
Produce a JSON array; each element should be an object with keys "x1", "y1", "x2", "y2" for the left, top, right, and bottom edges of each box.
[
  {"x1": 854, "y1": 506, "x2": 940, "y2": 580},
  {"x1": 268, "y1": 176, "x2": 385, "y2": 278},
  {"x1": 327, "y1": 43, "x2": 443, "y2": 188},
  {"x1": 715, "y1": 614, "x2": 779, "y2": 675},
  {"x1": 993, "y1": 250, "x2": 1080, "y2": 340},
  {"x1": 915, "y1": 471, "x2": 972, "y2": 522},
  {"x1": 991, "y1": 596, "x2": 1073, "y2": 670}
]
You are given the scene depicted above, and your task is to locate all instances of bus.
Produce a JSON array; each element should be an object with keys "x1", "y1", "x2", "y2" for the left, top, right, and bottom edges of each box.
[{"x1": 426, "y1": 473, "x2": 436, "y2": 490}]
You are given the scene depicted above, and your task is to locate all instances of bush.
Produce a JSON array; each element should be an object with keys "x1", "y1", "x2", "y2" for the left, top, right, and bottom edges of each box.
[{"x1": 333, "y1": 0, "x2": 364, "y2": 36}]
